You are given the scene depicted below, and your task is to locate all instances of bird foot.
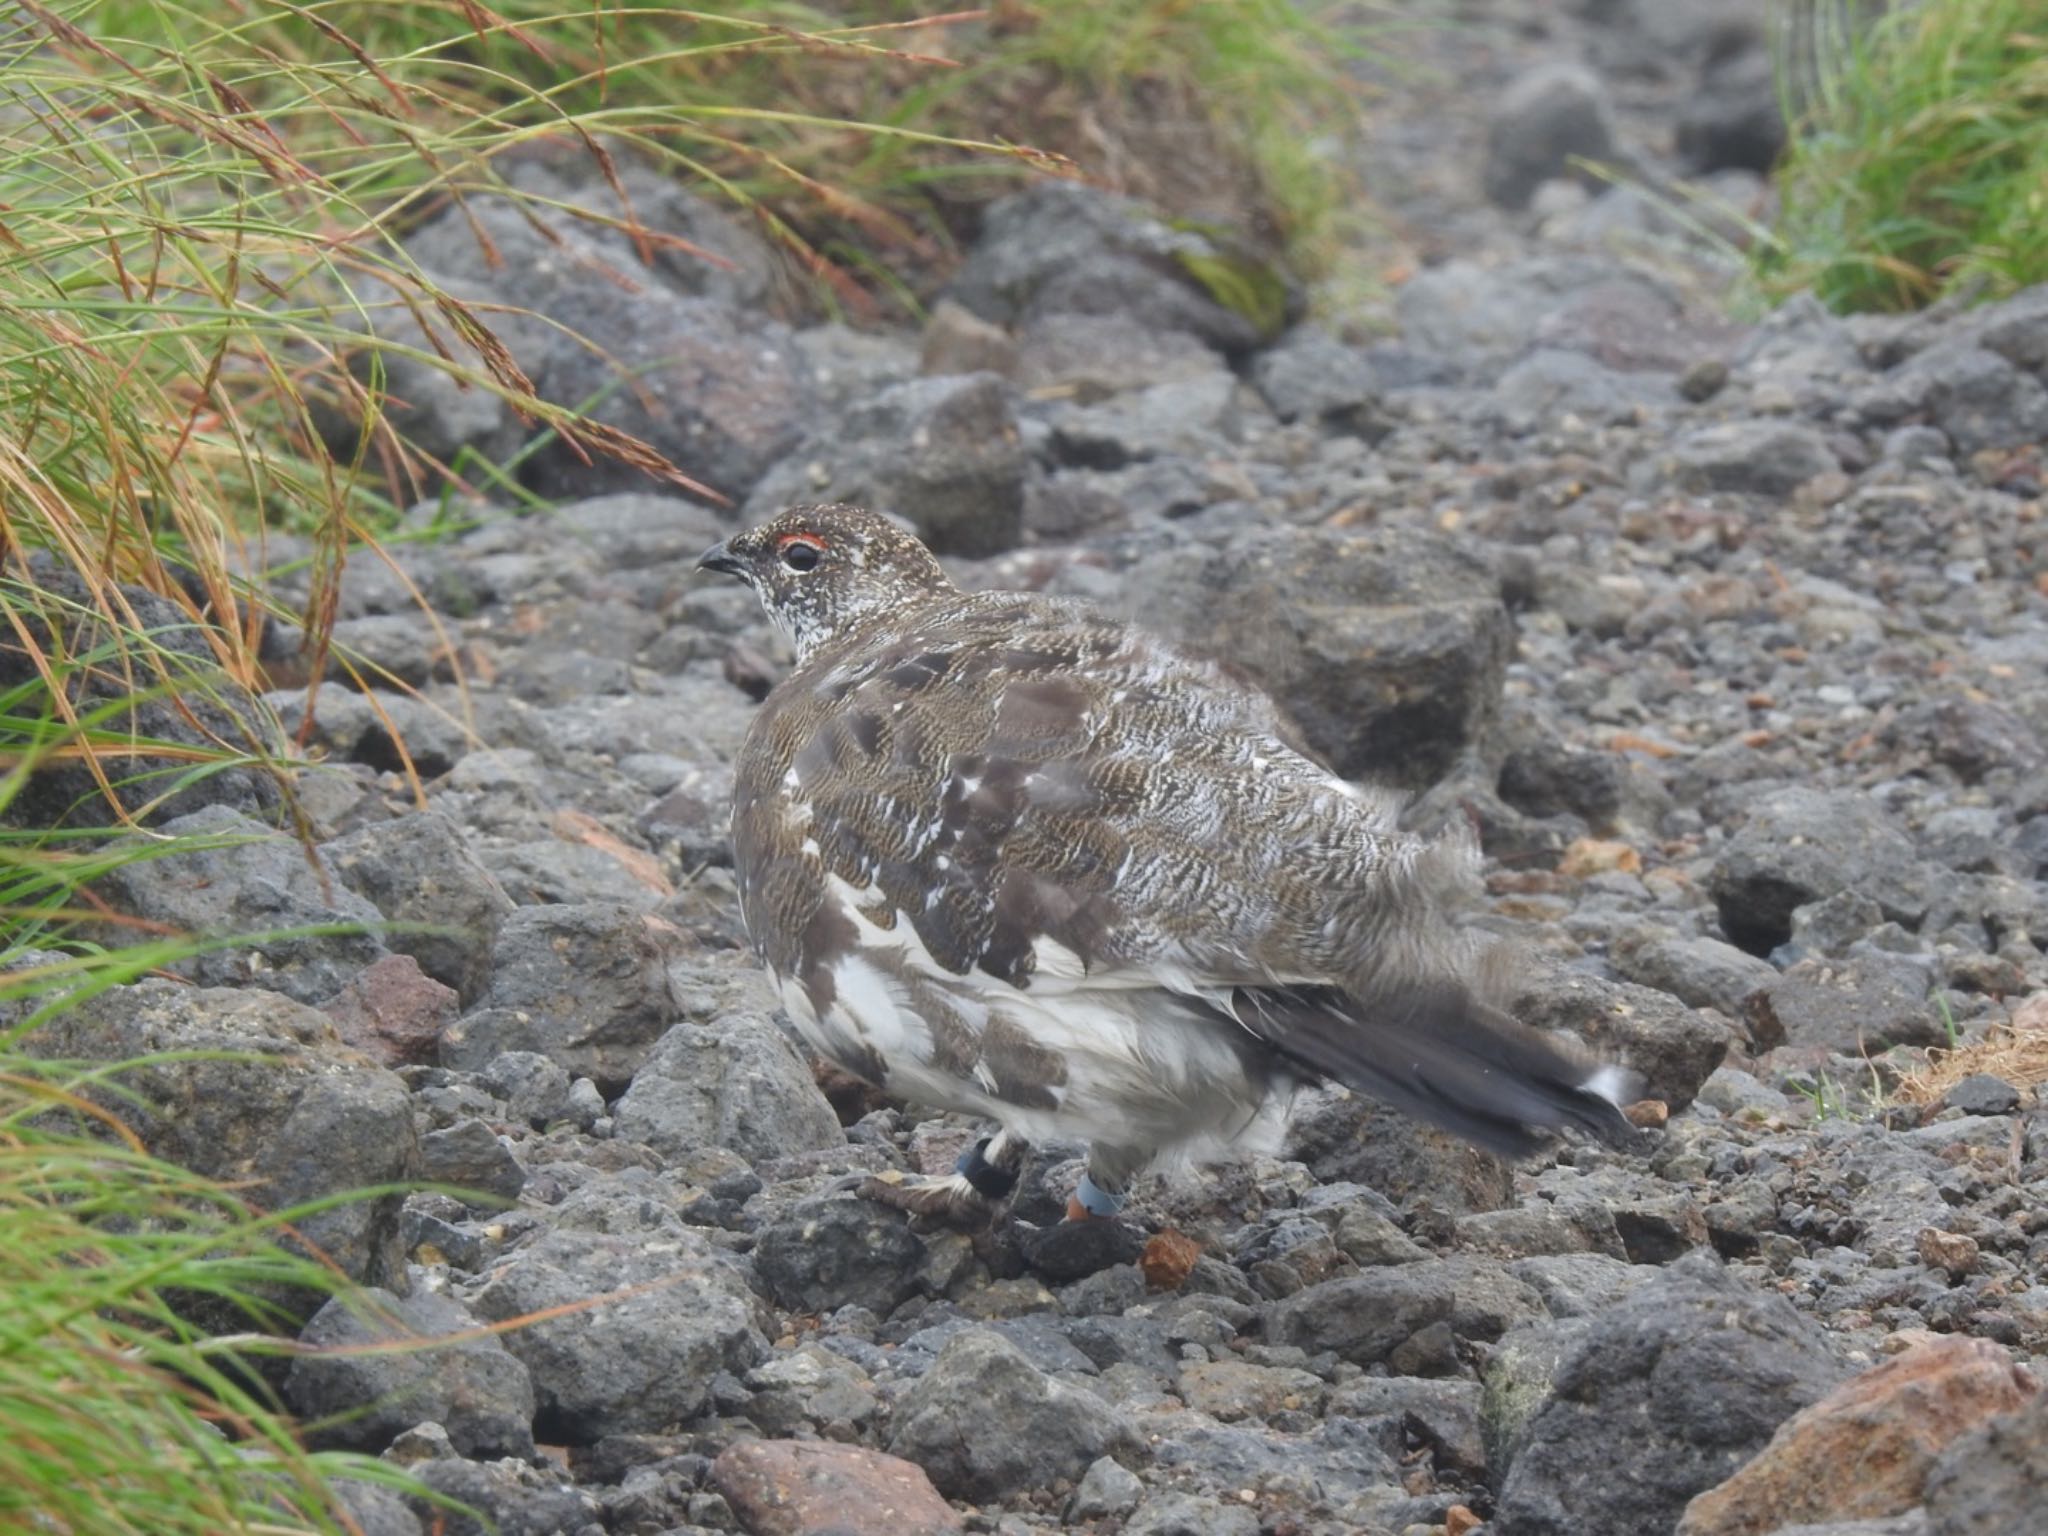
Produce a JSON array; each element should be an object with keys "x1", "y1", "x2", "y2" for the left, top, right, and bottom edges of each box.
[{"x1": 858, "y1": 1172, "x2": 997, "y2": 1232}]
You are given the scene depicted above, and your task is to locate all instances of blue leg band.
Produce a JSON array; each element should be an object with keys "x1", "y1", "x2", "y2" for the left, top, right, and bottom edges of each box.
[{"x1": 1075, "y1": 1172, "x2": 1129, "y2": 1217}]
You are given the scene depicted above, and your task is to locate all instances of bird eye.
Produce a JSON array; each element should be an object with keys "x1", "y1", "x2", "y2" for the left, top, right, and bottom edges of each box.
[{"x1": 780, "y1": 539, "x2": 822, "y2": 572}]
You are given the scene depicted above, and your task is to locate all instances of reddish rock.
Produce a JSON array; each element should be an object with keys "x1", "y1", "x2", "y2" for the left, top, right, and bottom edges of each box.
[
  {"x1": 1677, "y1": 1335, "x2": 2039, "y2": 1536},
  {"x1": 1141, "y1": 1229, "x2": 1202, "y2": 1291},
  {"x1": 1916, "y1": 1226, "x2": 1981, "y2": 1278},
  {"x1": 711, "y1": 1440, "x2": 961, "y2": 1536},
  {"x1": 323, "y1": 953, "x2": 458, "y2": 1067}
]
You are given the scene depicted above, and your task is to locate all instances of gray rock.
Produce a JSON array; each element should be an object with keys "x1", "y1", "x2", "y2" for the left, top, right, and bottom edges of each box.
[
  {"x1": 745, "y1": 373, "x2": 1026, "y2": 557},
  {"x1": 1923, "y1": 1389, "x2": 2047, "y2": 1533},
  {"x1": 1018, "y1": 1215, "x2": 1148, "y2": 1282},
  {"x1": 1512, "y1": 967, "x2": 1730, "y2": 1111},
  {"x1": 1496, "y1": 348, "x2": 1678, "y2": 423},
  {"x1": 1457, "y1": 1202, "x2": 1626, "y2": 1262},
  {"x1": 1491, "y1": 1254, "x2": 1845, "y2": 1536},
  {"x1": 1709, "y1": 789, "x2": 1935, "y2": 954},
  {"x1": 888, "y1": 1329, "x2": 1139, "y2": 1501},
  {"x1": 1141, "y1": 1412, "x2": 1405, "y2": 1514},
  {"x1": 1769, "y1": 1519, "x2": 1931, "y2": 1536},
  {"x1": 419, "y1": 1117, "x2": 526, "y2": 1205},
  {"x1": 1854, "y1": 343, "x2": 2048, "y2": 456},
  {"x1": 753, "y1": 1194, "x2": 927, "y2": 1316},
  {"x1": 1944, "y1": 1073, "x2": 2023, "y2": 1116},
  {"x1": 1613, "y1": 934, "x2": 1778, "y2": 1017},
  {"x1": 1122, "y1": 524, "x2": 1511, "y2": 790},
  {"x1": 20, "y1": 981, "x2": 416, "y2": 1308},
  {"x1": 742, "y1": 1344, "x2": 878, "y2": 1435},
  {"x1": 1283, "y1": 1086, "x2": 1514, "y2": 1215},
  {"x1": 1786, "y1": 891, "x2": 1888, "y2": 961},
  {"x1": 1484, "y1": 63, "x2": 1618, "y2": 210},
  {"x1": 478, "y1": 1050, "x2": 573, "y2": 1128},
  {"x1": 324, "y1": 810, "x2": 514, "y2": 1003},
  {"x1": 1743, "y1": 952, "x2": 1946, "y2": 1053},
  {"x1": 0, "y1": 569, "x2": 285, "y2": 831},
  {"x1": 404, "y1": 1456, "x2": 601, "y2": 1536},
  {"x1": 1507, "y1": 1253, "x2": 1653, "y2": 1320},
  {"x1": 1124, "y1": 1493, "x2": 1260, "y2": 1536},
  {"x1": 1668, "y1": 419, "x2": 1839, "y2": 496},
  {"x1": 548, "y1": 490, "x2": 732, "y2": 572},
  {"x1": 1015, "y1": 311, "x2": 1228, "y2": 396},
  {"x1": 332, "y1": 1481, "x2": 425, "y2": 1536},
  {"x1": 921, "y1": 295, "x2": 1017, "y2": 377},
  {"x1": 469, "y1": 1225, "x2": 769, "y2": 1441},
  {"x1": 946, "y1": 182, "x2": 1281, "y2": 355},
  {"x1": 1251, "y1": 327, "x2": 1387, "y2": 435},
  {"x1": 1264, "y1": 1264, "x2": 1458, "y2": 1366},
  {"x1": 1325, "y1": 1375, "x2": 1487, "y2": 1479},
  {"x1": 442, "y1": 903, "x2": 695, "y2": 1090},
  {"x1": 1043, "y1": 372, "x2": 1247, "y2": 469},
  {"x1": 1394, "y1": 256, "x2": 1683, "y2": 373},
  {"x1": 1068, "y1": 1455, "x2": 1146, "y2": 1522},
  {"x1": 1967, "y1": 283, "x2": 2048, "y2": 373},
  {"x1": 1732, "y1": 292, "x2": 1869, "y2": 408},
  {"x1": 91, "y1": 803, "x2": 388, "y2": 1005},
  {"x1": 385, "y1": 162, "x2": 813, "y2": 502},
  {"x1": 268, "y1": 687, "x2": 473, "y2": 781},
  {"x1": 800, "y1": 321, "x2": 924, "y2": 411},
  {"x1": 613, "y1": 1013, "x2": 848, "y2": 1168},
  {"x1": 286, "y1": 1287, "x2": 535, "y2": 1458},
  {"x1": 1676, "y1": 42, "x2": 1785, "y2": 173}
]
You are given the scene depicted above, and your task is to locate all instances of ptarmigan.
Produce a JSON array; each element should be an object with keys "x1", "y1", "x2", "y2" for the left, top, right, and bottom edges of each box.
[{"x1": 701, "y1": 504, "x2": 1634, "y2": 1222}]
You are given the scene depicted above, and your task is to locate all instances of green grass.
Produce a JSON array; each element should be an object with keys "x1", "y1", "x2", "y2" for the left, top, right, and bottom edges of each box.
[
  {"x1": 0, "y1": 728, "x2": 410, "y2": 1534},
  {"x1": 1757, "y1": 0, "x2": 2048, "y2": 312}
]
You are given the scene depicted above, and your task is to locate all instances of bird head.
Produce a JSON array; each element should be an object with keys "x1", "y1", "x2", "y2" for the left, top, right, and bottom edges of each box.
[{"x1": 698, "y1": 503, "x2": 956, "y2": 659}]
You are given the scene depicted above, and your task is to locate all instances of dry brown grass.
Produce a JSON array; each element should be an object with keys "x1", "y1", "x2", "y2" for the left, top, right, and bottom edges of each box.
[{"x1": 1893, "y1": 991, "x2": 2048, "y2": 1107}]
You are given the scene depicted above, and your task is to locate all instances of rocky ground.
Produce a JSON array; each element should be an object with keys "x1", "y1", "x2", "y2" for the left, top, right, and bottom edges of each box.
[{"x1": 20, "y1": 2, "x2": 2048, "y2": 1534}]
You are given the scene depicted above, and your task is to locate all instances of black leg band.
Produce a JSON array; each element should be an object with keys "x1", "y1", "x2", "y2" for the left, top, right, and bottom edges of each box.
[{"x1": 954, "y1": 1137, "x2": 1020, "y2": 1200}]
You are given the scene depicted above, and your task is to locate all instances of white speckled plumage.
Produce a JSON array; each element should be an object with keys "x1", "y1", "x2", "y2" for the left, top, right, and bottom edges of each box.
[{"x1": 701, "y1": 504, "x2": 1635, "y2": 1217}]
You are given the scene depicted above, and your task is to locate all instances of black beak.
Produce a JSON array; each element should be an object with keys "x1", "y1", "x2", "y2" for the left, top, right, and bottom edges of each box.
[{"x1": 697, "y1": 541, "x2": 746, "y2": 578}]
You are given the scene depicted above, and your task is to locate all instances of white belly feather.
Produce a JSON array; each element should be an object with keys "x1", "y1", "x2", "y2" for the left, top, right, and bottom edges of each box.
[{"x1": 769, "y1": 875, "x2": 1293, "y2": 1161}]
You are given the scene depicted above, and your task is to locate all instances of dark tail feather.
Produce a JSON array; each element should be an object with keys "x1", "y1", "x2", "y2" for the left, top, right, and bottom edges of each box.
[{"x1": 1228, "y1": 979, "x2": 1638, "y2": 1159}]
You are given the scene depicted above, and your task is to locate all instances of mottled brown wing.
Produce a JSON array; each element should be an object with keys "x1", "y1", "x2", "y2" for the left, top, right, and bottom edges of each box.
[{"x1": 732, "y1": 591, "x2": 1366, "y2": 1001}]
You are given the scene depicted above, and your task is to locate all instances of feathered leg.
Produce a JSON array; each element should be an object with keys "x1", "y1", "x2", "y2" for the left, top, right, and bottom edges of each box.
[{"x1": 862, "y1": 1128, "x2": 1030, "y2": 1229}]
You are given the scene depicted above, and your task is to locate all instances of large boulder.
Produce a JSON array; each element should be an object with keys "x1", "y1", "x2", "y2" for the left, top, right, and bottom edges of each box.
[
  {"x1": 1490, "y1": 1255, "x2": 1846, "y2": 1536},
  {"x1": 92, "y1": 803, "x2": 388, "y2": 1005},
  {"x1": 468, "y1": 1225, "x2": 769, "y2": 1441},
  {"x1": 0, "y1": 568, "x2": 284, "y2": 831},
  {"x1": 1119, "y1": 524, "x2": 1512, "y2": 790},
  {"x1": 341, "y1": 153, "x2": 812, "y2": 502},
  {"x1": 286, "y1": 1287, "x2": 536, "y2": 1459},
  {"x1": 945, "y1": 182, "x2": 1285, "y2": 356},
  {"x1": 742, "y1": 373, "x2": 1027, "y2": 556},
  {"x1": 888, "y1": 1330, "x2": 1140, "y2": 1501},
  {"x1": 1708, "y1": 789, "x2": 1937, "y2": 954},
  {"x1": 1484, "y1": 62, "x2": 1618, "y2": 210},
  {"x1": 611, "y1": 1008, "x2": 844, "y2": 1167},
  {"x1": 22, "y1": 981, "x2": 417, "y2": 1307},
  {"x1": 441, "y1": 903, "x2": 698, "y2": 1091},
  {"x1": 323, "y1": 810, "x2": 514, "y2": 1003},
  {"x1": 1678, "y1": 1337, "x2": 2037, "y2": 1536}
]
